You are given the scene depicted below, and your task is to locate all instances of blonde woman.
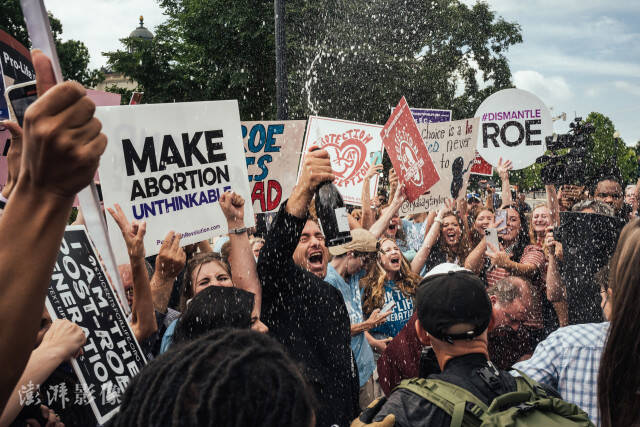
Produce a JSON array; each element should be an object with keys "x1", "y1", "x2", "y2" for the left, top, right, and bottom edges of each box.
[{"x1": 361, "y1": 238, "x2": 421, "y2": 353}]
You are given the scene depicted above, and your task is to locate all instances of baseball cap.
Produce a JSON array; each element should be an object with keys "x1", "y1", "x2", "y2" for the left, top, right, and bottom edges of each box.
[
  {"x1": 329, "y1": 228, "x2": 377, "y2": 256},
  {"x1": 416, "y1": 263, "x2": 491, "y2": 344}
]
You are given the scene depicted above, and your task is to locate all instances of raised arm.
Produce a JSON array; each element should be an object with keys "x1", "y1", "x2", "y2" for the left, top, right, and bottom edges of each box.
[
  {"x1": 0, "y1": 319, "x2": 85, "y2": 425},
  {"x1": 0, "y1": 122, "x2": 22, "y2": 220},
  {"x1": 220, "y1": 191, "x2": 262, "y2": 317},
  {"x1": 149, "y1": 231, "x2": 186, "y2": 314},
  {"x1": 369, "y1": 184, "x2": 406, "y2": 239},
  {"x1": 465, "y1": 235, "x2": 488, "y2": 274},
  {"x1": 546, "y1": 184, "x2": 560, "y2": 226},
  {"x1": 411, "y1": 203, "x2": 452, "y2": 274},
  {"x1": 497, "y1": 157, "x2": 513, "y2": 208},
  {"x1": 257, "y1": 149, "x2": 334, "y2": 292},
  {"x1": 361, "y1": 163, "x2": 383, "y2": 229},
  {"x1": 0, "y1": 51, "x2": 106, "y2": 409},
  {"x1": 107, "y1": 204, "x2": 157, "y2": 341}
]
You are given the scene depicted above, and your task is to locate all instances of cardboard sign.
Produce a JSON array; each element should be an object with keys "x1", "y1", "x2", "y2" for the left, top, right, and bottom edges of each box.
[
  {"x1": 381, "y1": 97, "x2": 440, "y2": 202},
  {"x1": 471, "y1": 152, "x2": 493, "y2": 176},
  {"x1": 399, "y1": 118, "x2": 479, "y2": 215},
  {"x1": 475, "y1": 88, "x2": 552, "y2": 170},
  {"x1": 298, "y1": 116, "x2": 383, "y2": 206},
  {"x1": 410, "y1": 108, "x2": 451, "y2": 124},
  {"x1": 96, "y1": 100, "x2": 254, "y2": 264},
  {"x1": 242, "y1": 120, "x2": 305, "y2": 213},
  {"x1": 45, "y1": 226, "x2": 146, "y2": 424}
]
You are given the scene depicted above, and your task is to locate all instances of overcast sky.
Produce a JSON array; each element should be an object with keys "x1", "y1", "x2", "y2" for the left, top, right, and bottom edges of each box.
[{"x1": 46, "y1": 0, "x2": 640, "y2": 144}]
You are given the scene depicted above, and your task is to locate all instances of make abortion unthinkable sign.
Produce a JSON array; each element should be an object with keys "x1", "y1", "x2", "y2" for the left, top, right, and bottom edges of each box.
[{"x1": 96, "y1": 101, "x2": 254, "y2": 264}]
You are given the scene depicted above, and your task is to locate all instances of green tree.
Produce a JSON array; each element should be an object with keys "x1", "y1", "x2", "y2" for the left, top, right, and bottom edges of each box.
[
  {"x1": 510, "y1": 112, "x2": 637, "y2": 190},
  {"x1": 104, "y1": 0, "x2": 522, "y2": 121},
  {"x1": 0, "y1": 1, "x2": 103, "y2": 87}
]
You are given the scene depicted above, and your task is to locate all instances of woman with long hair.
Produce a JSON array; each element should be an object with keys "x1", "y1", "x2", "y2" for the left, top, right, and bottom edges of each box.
[
  {"x1": 598, "y1": 219, "x2": 640, "y2": 427},
  {"x1": 160, "y1": 192, "x2": 267, "y2": 352},
  {"x1": 469, "y1": 206, "x2": 495, "y2": 247},
  {"x1": 361, "y1": 238, "x2": 421, "y2": 353},
  {"x1": 411, "y1": 201, "x2": 472, "y2": 276}
]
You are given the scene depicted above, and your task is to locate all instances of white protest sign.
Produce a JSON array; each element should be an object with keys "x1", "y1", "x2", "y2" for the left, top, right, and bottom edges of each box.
[
  {"x1": 242, "y1": 120, "x2": 306, "y2": 213},
  {"x1": 96, "y1": 101, "x2": 254, "y2": 264},
  {"x1": 46, "y1": 226, "x2": 147, "y2": 424},
  {"x1": 298, "y1": 116, "x2": 383, "y2": 206},
  {"x1": 475, "y1": 88, "x2": 552, "y2": 170},
  {"x1": 399, "y1": 118, "x2": 479, "y2": 216}
]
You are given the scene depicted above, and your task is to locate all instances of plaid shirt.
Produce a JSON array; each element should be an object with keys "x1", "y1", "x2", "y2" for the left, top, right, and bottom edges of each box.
[{"x1": 512, "y1": 322, "x2": 609, "y2": 426}]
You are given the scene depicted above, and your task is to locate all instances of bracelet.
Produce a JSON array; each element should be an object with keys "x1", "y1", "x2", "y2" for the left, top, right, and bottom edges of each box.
[
  {"x1": 434, "y1": 217, "x2": 443, "y2": 224},
  {"x1": 228, "y1": 227, "x2": 247, "y2": 235}
]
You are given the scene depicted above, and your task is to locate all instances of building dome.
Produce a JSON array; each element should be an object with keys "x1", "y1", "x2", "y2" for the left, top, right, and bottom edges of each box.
[{"x1": 129, "y1": 16, "x2": 153, "y2": 40}]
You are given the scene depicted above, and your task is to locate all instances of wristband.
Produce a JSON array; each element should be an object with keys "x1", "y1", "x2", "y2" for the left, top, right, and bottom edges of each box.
[
  {"x1": 228, "y1": 227, "x2": 247, "y2": 235},
  {"x1": 434, "y1": 217, "x2": 443, "y2": 224}
]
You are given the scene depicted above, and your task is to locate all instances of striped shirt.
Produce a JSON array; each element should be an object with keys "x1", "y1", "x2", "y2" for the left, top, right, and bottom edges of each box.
[{"x1": 513, "y1": 322, "x2": 609, "y2": 426}]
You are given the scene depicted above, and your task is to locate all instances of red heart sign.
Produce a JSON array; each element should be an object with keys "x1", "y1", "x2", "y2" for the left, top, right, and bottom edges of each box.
[{"x1": 324, "y1": 137, "x2": 367, "y2": 182}]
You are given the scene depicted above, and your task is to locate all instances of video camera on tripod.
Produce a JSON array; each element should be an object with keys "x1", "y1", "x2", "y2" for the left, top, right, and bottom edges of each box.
[{"x1": 535, "y1": 117, "x2": 595, "y2": 185}]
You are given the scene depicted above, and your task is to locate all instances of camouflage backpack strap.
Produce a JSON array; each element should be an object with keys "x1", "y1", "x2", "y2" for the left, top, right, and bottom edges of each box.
[{"x1": 396, "y1": 378, "x2": 487, "y2": 427}]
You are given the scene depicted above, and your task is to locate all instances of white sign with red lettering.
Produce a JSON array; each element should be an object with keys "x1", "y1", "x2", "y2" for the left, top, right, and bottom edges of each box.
[{"x1": 298, "y1": 116, "x2": 383, "y2": 206}]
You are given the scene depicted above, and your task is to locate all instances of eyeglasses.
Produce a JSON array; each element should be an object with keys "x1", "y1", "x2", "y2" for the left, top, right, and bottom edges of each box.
[{"x1": 352, "y1": 251, "x2": 368, "y2": 259}]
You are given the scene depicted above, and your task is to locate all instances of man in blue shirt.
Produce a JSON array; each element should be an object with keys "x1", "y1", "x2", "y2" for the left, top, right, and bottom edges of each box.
[{"x1": 325, "y1": 228, "x2": 392, "y2": 410}]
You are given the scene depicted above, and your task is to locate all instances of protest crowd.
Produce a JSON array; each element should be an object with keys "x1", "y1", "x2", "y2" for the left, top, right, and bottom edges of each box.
[{"x1": 1, "y1": 34, "x2": 640, "y2": 427}]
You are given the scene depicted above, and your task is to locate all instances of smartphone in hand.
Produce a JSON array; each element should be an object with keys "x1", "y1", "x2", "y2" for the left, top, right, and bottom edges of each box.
[
  {"x1": 495, "y1": 209, "x2": 507, "y2": 235},
  {"x1": 484, "y1": 227, "x2": 499, "y2": 253},
  {"x1": 5, "y1": 80, "x2": 37, "y2": 127}
]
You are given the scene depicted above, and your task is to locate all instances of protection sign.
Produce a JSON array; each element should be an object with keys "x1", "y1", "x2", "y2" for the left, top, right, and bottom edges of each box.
[
  {"x1": 96, "y1": 100, "x2": 254, "y2": 264},
  {"x1": 382, "y1": 97, "x2": 440, "y2": 202},
  {"x1": 398, "y1": 118, "x2": 479, "y2": 215},
  {"x1": 475, "y1": 88, "x2": 552, "y2": 170},
  {"x1": 299, "y1": 116, "x2": 383, "y2": 206},
  {"x1": 243, "y1": 120, "x2": 305, "y2": 213}
]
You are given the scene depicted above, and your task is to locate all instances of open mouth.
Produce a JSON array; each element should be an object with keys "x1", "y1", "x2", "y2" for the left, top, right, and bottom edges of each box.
[
  {"x1": 389, "y1": 254, "x2": 401, "y2": 267},
  {"x1": 308, "y1": 251, "x2": 323, "y2": 268},
  {"x1": 388, "y1": 223, "x2": 397, "y2": 231}
]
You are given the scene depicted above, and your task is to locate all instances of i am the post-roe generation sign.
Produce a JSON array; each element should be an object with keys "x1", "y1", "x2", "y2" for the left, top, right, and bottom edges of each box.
[
  {"x1": 96, "y1": 101, "x2": 254, "y2": 264},
  {"x1": 475, "y1": 88, "x2": 552, "y2": 170}
]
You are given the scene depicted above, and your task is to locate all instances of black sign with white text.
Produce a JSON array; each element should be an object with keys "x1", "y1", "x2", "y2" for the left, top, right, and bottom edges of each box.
[{"x1": 46, "y1": 226, "x2": 146, "y2": 424}]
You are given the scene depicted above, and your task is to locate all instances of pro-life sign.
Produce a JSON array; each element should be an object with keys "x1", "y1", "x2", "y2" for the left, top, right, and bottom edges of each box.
[
  {"x1": 96, "y1": 100, "x2": 254, "y2": 264},
  {"x1": 299, "y1": 116, "x2": 383, "y2": 206},
  {"x1": 45, "y1": 226, "x2": 146, "y2": 424},
  {"x1": 382, "y1": 97, "x2": 440, "y2": 202},
  {"x1": 475, "y1": 88, "x2": 552, "y2": 170}
]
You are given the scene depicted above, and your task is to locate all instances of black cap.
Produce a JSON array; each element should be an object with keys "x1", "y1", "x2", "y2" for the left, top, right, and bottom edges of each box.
[{"x1": 416, "y1": 266, "x2": 491, "y2": 344}]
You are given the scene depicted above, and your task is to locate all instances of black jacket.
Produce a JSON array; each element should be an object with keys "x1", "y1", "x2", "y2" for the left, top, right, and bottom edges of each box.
[
  {"x1": 257, "y1": 202, "x2": 359, "y2": 427},
  {"x1": 374, "y1": 353, "x2": 518, "y2": 427}
]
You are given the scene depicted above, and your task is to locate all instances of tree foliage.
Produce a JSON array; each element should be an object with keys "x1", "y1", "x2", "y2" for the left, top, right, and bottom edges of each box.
[
  {"x1": 510, "y1": 112, "x2": 637, "y2": 191},
  {"x1": 0, "y1": 1, "x2": 103, "y2": 87},
  {"x1": 104, "y1": 0, "x2": 522, "y2": 122}
]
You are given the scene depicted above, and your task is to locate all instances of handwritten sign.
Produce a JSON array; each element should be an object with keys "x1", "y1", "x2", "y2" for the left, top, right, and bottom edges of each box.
[
  {"x1": 46, "y1": 226, "x2": 146, "y2": 424},
  {"x1": 242, "y1": 120, "x2": 305, "y2": 213},
  {"x1": 96, "y1": 101, "x2": 254, "y2": 264},
  {"x1": 399, "y1": 118, "x2": 479, "y2": 215},
  {"x1": 382, "y1": 97, "x2": 440, "y2": 202},
  {"x1": 299, "y1": 116, "x2": 383, "y2": 205}
]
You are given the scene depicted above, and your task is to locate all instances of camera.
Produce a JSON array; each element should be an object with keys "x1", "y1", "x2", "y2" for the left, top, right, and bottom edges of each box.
[{"x1": 536, "y1": 117, "x2": 595, "y2": 185}]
